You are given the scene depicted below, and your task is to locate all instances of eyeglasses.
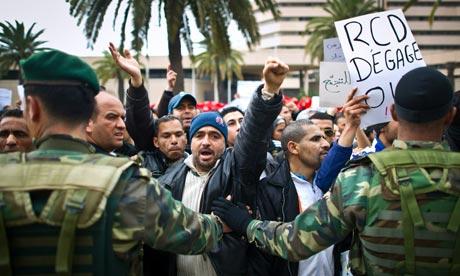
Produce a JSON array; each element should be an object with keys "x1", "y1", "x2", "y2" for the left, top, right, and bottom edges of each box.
[{"x1": 321, "y1": 128, "x2": 335, "y2": 137}]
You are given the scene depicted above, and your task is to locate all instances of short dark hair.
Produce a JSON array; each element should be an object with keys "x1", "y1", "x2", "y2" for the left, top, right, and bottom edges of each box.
[
  {"x1": 309, "y1": 112, "x2": 334, "y2": 122},
  {"x1": 0, "y1": 108, "x2": 23, "y2": 121},
  {"x1": 153, "y1": 115, "x2": 183, "y2": 137},
  {"x1": 281, "y1": 119, "x2": 313, "y2": 153},
  {"x1": 24, "y1": 84, "x2": 95, "y2": 126},
  {"x1": 220, "y1": 106, "x2": 244, "y2": 118}
]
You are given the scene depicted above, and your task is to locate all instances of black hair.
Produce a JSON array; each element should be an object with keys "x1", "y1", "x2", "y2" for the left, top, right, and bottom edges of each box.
[
  {"x1": 153, "y1": 115, "x2": 183, "y2": 137},
  {"x1": 220, "y1": 106, "x2": 244, "y2": 118},
  {"x1": 0, "y1": 108, "x2": 23, "y2": 121},
  {"x1": 24, "y1": 84, "x2": 95, "y2": 126},
  {"x1": 309, "y1": 112, "x2": 334, "y2": 122},
  {"x1": 281, "y1": 119, "x2": 313, "y2": 153},
  {"x1": 451, "y1": 90, "x2": 460, "y2": 126}
]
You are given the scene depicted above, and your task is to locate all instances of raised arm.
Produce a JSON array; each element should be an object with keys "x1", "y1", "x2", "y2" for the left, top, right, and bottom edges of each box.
[
  {"x1": 109, "y1": 42, "x2": 156, "y2": 151},
  {"x1": 233, "y1": 58, "x2": 287, "y2": 205},
  {"x1": 314, "y1": 88, "x2": 369, "y2": 193}
]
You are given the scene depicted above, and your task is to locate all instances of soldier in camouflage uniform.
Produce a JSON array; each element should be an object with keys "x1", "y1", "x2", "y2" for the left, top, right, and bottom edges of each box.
[
  {"x1": 0, "y1": 50, "x2": 223, "y2": 276},
  {"x1": 213, "y1": 67, "x2": 460, "y2": 275}
]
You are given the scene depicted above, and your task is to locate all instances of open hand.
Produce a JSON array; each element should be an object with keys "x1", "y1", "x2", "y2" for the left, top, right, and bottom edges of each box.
[{"x1": 108, "y1": 42, "x2": 142, "y2": 87}]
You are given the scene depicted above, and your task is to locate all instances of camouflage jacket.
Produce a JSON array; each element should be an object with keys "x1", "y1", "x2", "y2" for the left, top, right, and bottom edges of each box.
[
  {"x1": 0, "y1": 135, "x2": 222, "y2": 271},
  {"x1": 246, "y1": 140, "x2": 460, "y2": 275}
]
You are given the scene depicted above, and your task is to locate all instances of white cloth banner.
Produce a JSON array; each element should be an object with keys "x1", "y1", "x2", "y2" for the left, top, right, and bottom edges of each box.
[{"x1": 335, "y1": 9, "x2": 425, "y2": 127}]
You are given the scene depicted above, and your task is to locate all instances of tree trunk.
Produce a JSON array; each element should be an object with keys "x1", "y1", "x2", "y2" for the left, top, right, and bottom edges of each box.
[
  {"x1": 213, "y1": 72, "x2": 219, "y2": 102},
  {"x1": 168, "y1": 29, "x2": 184, "y2": 93},
  {"x1": 116, "y1": 71, "x2": 125, "y2": 104},
  {"x1": 227, "y1": 78, "x2": 231, "y2": 103}
]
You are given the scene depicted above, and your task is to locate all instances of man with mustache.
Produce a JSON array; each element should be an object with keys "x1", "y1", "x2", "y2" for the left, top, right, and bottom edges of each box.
[
  {"x1": 248, "y1": 89, "x2": 368, "y2": 276},
  {"x1": 0, "y1": 108, "x2": 33, "y2": 153},
  {"x1": 156, "y1": 57, "x2": 287, "y2": 276},
  {"x1": 213, "y1": 67, "x2": 460, "y2": 276},
  {"x1": 85, "y1": 91, "x2": 127, "y2": 155},
  {"x1": 0, "y1": 50, "x2": 224, "y2": 275}
]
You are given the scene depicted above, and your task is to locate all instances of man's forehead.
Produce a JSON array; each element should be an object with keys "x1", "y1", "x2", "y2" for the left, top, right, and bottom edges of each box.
[
  {"x1": 311, "y1": 118, "x2": 333, "y2": 128},
  {"x1": 158, "y1": 120, "x2": 183, "y2": 132},
  {"x1": 302, "y1": 124, "x2": 323, "y2": 138},
  {"x1": 0, "y1": 117, "x2": 28, "y2": 130},
  {"x1": 195, "y1": 126, "x2": 222, "y2": 135},
  {"x1": 223, "y1": 111, "x2": 244, "y2": 122}
]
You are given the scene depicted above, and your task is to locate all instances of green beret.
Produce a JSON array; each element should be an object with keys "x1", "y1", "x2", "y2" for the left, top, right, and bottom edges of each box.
[{"x1": 20, "y1": 50, "x2": 100, "y2": 95}]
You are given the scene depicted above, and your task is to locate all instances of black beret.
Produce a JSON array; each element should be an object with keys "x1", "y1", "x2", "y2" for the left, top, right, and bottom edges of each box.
[
  {"x1": 20, "y1": 50, "x2": 100, "y2": 95},
  {"x1": 394, "y1": 67, "x2": 453, "y2": 123}
]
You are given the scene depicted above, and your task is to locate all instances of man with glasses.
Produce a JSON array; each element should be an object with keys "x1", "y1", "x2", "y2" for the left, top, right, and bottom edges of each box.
[{"x1": 309, "y1": 112, "x2": 336, "y2": 144}]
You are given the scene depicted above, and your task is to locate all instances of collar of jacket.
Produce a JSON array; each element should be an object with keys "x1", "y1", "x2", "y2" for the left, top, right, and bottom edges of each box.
[{"x1": 35, "y1": 134, "x2": 95, "y2": 153}]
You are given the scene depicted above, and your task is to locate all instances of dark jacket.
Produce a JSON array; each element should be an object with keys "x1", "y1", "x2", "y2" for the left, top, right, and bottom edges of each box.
[
  {"x1": 250, "y1": 142, "x2": 352, "y2": 276},
  {"x1": 158, "y1": 87, "x2": 283, "y2": 276},
  {"x1": 125, "y1": 83, "x2": 174, "y2": 151}
]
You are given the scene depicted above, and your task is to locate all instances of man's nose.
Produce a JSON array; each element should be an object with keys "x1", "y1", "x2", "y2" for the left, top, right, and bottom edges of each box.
[{"x1": 6, "y1": 133, "x2": 17, "y2": 146}]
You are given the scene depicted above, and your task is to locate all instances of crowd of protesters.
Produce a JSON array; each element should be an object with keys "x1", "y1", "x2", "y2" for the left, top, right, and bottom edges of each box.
[{"x1": 1, "y1": 42, "x2": 460, "y2": 276}]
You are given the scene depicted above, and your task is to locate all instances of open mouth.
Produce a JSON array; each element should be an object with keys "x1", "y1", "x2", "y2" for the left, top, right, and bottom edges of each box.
[{"x1": 199, "y1": 149, "x2": 213, "y2": 160}]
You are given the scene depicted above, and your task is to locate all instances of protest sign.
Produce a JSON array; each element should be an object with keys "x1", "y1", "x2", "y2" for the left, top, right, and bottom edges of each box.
[
  {"x1": 323, "y1": 37, "x2": 346, "y2": 62},
  {"x1": 236, "y1": 80, "x2": 263, "y2": 98},
  {"x1": 335, "y1": 9, "x2": 425, "y2": 127},
  {"x1": 319, "y1": 62, "x2": 352, "y2": 107},
  {"x1": 0, "y1": 88, "x2": 12, "y2": 110}
]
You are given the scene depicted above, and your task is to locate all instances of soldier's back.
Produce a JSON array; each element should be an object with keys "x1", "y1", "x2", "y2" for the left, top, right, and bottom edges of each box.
[{"x1": 347, "y1": 142, "x2": 460, "y2": 275}]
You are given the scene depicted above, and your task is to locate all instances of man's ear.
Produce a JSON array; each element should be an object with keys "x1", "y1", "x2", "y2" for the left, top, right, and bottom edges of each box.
[
  {"x1": 287, "y1": 141, "x2": 298, "y2": 156},
  {"x1": 153, "y1": 137, "x2": 159, "y2": 148},
  {"x1": 26, "y1": 95, "x2": 40, "y2": 122},
  {"x1": 86, "y1": 119, "x2": 94, "y2": 135},
  {"x1": 390, "y1": 104, "x2": 398, "y2": 122}
]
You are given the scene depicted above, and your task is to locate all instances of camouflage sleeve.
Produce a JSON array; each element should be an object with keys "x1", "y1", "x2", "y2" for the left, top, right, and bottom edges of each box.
[
  {"x1": 113, "y1": 170, "x2": 222, "y2": 257},
  {"x1": 143, "y1": 178, "x2": 223, "y2": 254},
  {"x1": 246, "y1": 166, "x2": 371, "y2": 261}
]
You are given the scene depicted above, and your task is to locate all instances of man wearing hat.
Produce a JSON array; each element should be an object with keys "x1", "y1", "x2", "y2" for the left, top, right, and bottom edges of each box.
[
  {"x1": 153, "y1": 57, "x2": 287, "y2": 276},
  {"x1": 213, "y1": 66, "x2": 460, "y2": 275},
  {"x1": 0, "y1": 50, "x2": 224, "y2": 275},
  {"x1": 167, "y1": 91, "x2": 198, "y2": 131}
]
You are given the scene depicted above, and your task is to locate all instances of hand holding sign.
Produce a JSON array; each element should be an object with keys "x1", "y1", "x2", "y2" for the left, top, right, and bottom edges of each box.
[{"x1": 335, "y1": 9, "x2": 425, "y2": 127}]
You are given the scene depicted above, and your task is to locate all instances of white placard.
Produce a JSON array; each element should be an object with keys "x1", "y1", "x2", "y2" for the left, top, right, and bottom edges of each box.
[
  {"x1": 323, "y1": 37, "x2": 346, "y2": 62},
  {"x1": 0, "y1": 88, "x2": 12, "y2": 110},
  {"x1": 319, "y1": 62, "x2": 352, "y2": 107},
  {"x1": 236, "y1": 80, "x2": 263, "y2": 98},
  {"x1": 17, "y1": 85, "x2": 25, "y2": 110},
  {"x1": 335, "y1": 9, "x2": 425, "y2": 127}
]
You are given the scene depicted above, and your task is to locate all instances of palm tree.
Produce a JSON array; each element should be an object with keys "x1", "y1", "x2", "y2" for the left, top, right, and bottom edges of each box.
[
  {"x1": 304, "y1": 0, "x2": 380, "y2": 63},
  {"x1": 0, "y1": 20, "x2": 48, "y2": 84},
  {"x1": 194, "y1": 38, "x2": 243, "y2": 102},
  {"x1": 65, "y1": 0, "x2": 278, "y2": 92},
  {"x1": 93, "y1": 50, "x2": 130, "y2": 103}
]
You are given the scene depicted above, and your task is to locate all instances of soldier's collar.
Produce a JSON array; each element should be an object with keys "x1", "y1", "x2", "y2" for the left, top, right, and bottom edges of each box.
[
  {"x1": 35, "y1": 134, "x2": 96, "y2": 153},
  {"x1": 392, "y1": 139, "x2": 449, "y2": 151}
]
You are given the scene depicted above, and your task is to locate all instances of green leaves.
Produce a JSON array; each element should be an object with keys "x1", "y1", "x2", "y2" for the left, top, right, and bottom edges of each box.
[
  {"x1": 0, "y1": 20, "x2": 48, "y2": 80},
  {"x1": 304, "y1": 0, "x2": 380, "y2": 63}
]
